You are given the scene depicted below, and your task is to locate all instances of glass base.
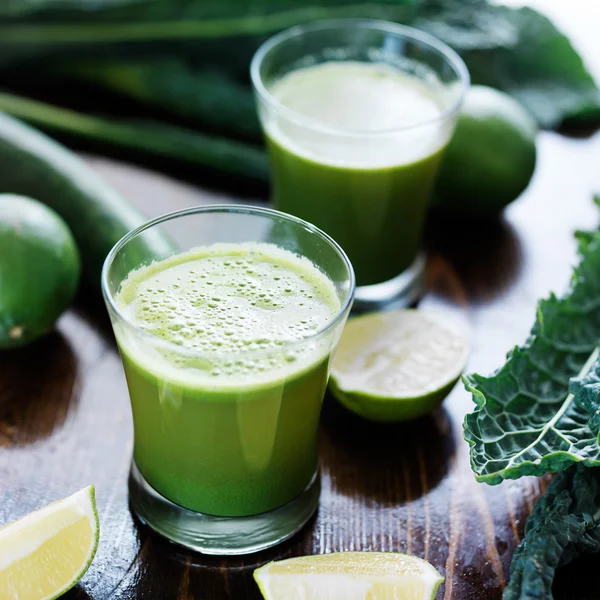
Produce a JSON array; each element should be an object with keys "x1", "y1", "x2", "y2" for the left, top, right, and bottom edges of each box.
[
  {"x1": 128, "y1": 462, "x2": 320, "y2": 555},
  {"x1": 353, "y1": 252, "x2": 426, "y2": 312}
]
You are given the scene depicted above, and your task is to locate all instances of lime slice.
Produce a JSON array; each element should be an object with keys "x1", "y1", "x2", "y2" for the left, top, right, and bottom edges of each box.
[
  {"x1": 329, "y1": 309, "x2": 469, "y2": 422},
  {"x1": 254, "y1": 551, "x2": 444, "y2": 600},
  {"x1": 0, "y1": 486, "x2": 99, "y2": 600}
]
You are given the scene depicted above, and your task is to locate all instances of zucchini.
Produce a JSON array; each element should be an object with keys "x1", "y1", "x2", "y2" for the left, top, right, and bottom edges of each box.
[{"x1": 0, "y1": 111, "x2": 174, "y2": 287}]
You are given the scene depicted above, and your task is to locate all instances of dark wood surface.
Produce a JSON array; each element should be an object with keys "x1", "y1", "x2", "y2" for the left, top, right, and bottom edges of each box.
[{"x1": 2, "y1": 5, "x2": 600, "y2": 599}]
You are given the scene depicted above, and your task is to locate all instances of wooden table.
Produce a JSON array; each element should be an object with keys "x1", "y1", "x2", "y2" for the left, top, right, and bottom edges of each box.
[{"x1": 2, "y1": 5, "x2": 600, "y2": 600}]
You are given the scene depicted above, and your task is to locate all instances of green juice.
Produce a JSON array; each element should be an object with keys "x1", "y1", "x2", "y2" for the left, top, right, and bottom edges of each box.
[
  {"x1": 265, "y1": 62, "x2": 449, "y2": 285},
  {"x1": 114, "y1": 243, "x2": 340, "y2": 517}
]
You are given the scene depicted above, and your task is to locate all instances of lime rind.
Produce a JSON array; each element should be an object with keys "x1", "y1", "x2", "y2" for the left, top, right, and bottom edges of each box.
[
  {"x1": 48, "y1": 485, "x2": 99, "y2": 600},
  {"x1": 329, "y1": 375, "x2": 460, "y2": 422}
]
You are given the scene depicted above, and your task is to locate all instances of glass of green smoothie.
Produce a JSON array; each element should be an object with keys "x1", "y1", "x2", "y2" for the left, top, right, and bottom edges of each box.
[
  {"x1": 101, "y1": 205, "x2": 354, "y2": 554},
  {"x1": 251, "y1": 19, "x2": 469, "y2": 309}
]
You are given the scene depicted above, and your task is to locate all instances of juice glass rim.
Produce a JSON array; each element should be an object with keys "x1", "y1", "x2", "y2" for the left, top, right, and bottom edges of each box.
[
  {"x1": 101, "y1": 204, "x2": 356, "y2": 360},
  {"x1": 250, "y1": 18, "x2": 470, "y2": 138}
]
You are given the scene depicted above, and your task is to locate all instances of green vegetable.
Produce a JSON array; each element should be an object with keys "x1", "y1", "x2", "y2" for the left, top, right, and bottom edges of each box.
[
  {"x1": 463, "y1": 204, "x2": 600, "y2": 484},
  {"x1": 570, "y1": 354, "x2": 600, "y2": 437},
  {"x1": 54, "y1": 60, "x2": 262, "y2": 141},
  {"x1": 0, "y1": 111, "x2": 174, "y2": 287},
  {"x1": 0, "y1": 91, "x2": 269, "y2": 184},
  {"x1": 503, "y1": 359, "x2": 600, "y2": 599},
  {"x1": 414, "y1": 1, "x2": 600, "y2": 127},
  {"x1": 503, "y1": 465, "x2": 600, "y2": 600},
  {"x1": 0, "y1": 0, "x2": 593, "y2": 167},
  {"x1": 0, "y1": 194, "x2": 80, "y2": 347},
  {"x1": 434, "y1": 85, "x2": 537, "y2": 215},
  {"x1": 463, "y1": 204, "x2": 600, "y2": 595}
]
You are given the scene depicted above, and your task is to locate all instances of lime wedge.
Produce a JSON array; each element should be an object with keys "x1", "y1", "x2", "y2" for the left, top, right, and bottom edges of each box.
[
  {"x1": 0, "y1": 486, "x2": 99, "y2": 600},
  {"x1": 329, "y1": 309, "x2": 469, "y2": 422},
  {"x1": 254, "y1": 551, "x2": 444, "y2": 600}
]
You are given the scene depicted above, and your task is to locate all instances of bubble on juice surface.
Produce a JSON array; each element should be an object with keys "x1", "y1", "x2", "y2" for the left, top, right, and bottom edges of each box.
[{"x1": 115, "y1": 243, "x2": 341, "y2": 379}]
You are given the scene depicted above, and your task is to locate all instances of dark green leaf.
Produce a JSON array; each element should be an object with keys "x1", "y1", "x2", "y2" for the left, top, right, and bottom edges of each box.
[
  {"x1": 55, "y1": 59, "x2": 262, "y2": 141},
  {"x1": 0, "y1": 0, "x2": 597, "y2": 129},
  {"x1": 0, "y1": 91, "x2": 269, "y2": 182},
  {"x1": 503, "y1": 465, "x2": 600, "y2": 600},
  {"x1": 415, "y1": 2, "x2": 600, "y2": 126},
  {"x1": 0, "y1": 2, "x2": 414, "y2": 49},
  {"x1": 570, "y1": 355, "x2": 600, "y2": 439},
  {"x1": 463, "y1": 225, "x2": 600, "y2": 484}
]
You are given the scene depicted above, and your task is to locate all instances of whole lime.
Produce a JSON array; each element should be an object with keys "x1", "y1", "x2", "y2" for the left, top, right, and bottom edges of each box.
[
  {"x1": 434, "y1": 85, "x2": 537, "y2": 215},
  {"x1": 0, "y1": 194, "x2": 80, "y2": 347}
]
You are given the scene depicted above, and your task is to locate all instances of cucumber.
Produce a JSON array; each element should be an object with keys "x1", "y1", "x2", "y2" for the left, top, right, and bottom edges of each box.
[
  {"x1": 0, "y1": 92, "x2": 269, "y2": 184},
  {"x1": 0, "y1": 111, "x2": 173, "y2": 287},
  {"x1": 0, "y1": 194, "x2": 80, "y2": 348}
]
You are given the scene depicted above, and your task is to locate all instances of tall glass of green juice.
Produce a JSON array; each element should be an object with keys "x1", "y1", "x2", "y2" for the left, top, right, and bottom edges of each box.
[
  {"x1": 102, "y1": 206, "x2": 354, "y2": 554},
  {"x1": 251, "y1": 20, "x2": 469, "y2": 309}
]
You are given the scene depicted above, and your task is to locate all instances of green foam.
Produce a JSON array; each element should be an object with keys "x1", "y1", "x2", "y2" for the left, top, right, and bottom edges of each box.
[{"x1": 115, "y1": 242, "x2": 340, "y2": 382}]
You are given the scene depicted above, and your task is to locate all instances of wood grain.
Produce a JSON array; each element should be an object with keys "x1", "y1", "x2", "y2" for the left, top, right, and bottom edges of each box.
[
  {"x1": 0, "y1": 126, "x2": 597, "y2": 599},
  {"x1": 1, "y1": 5, "x2": 600, "y2": 597}
]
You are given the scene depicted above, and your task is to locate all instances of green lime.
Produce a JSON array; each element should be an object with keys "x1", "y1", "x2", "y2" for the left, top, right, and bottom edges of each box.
[
  {"x1": 0, "y1": 485, "x2": 99, "y2": 600},
  {"x1": 254, "y1": 552, "x2": 444, "y2": 600},
  {"x1": 329, "y1": 309, "x2": 469, "y2": 422},
  {"x1": 0, "y1": 194, "x2": 81, "y2": 348},
  {"x1": 434, "y1": 85, "x2": 537, "y2": 215}
]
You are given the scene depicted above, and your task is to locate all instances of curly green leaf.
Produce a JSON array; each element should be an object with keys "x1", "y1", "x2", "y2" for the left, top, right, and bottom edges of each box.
[
  {"x1": 503, "y1": 465, "x2": 600, "y2": 600},
  {"x1": 570, "y1": 354, "x2": 600, "y2": 439},
  {"x1": 463, "y1": 224, "x2": 600, "y2": 484}
]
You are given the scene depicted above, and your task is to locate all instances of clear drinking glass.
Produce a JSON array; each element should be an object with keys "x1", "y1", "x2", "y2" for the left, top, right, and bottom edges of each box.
[
  {"x1": 101, "y1": 205, "x2": 354, "y2": 555},
  {"x1": 251, "y1": 19, "x2": 469, "y2": 310}
]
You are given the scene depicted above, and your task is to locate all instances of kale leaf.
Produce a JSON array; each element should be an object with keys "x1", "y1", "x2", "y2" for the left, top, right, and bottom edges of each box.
[
  {"x1": 463, "y1": 207, "x2": 600, "y2": 485},
  {"x1": 503, "y1": 358, "x2": 600, "y2": 599},
  {"x1": 415, "y1": 0, "x2": 600, "y2": 127},
  {"x1": 570, "y1": 352, "x2": 600, "y2": 438},
  {"x1": 503, "y1": 465, "x2": 600, "y2": 600}
]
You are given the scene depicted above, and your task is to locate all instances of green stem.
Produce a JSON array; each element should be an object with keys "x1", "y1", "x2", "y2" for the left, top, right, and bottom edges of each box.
[
  {"x1": 0, "y1": 4, "x2": 412, "y2": 44},
  {"x1": 0, "y1": 91, "x2": 269, "y2": 181}
]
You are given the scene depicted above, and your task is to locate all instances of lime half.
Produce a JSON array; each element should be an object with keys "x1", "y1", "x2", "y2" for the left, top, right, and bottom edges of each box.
[
  {"x1": 0, "y1": 486, "x2": 99, "y2": 600},
  {"x1": 254, "y1": 551, "x2": 444, "y2": 600},
  {"x1": 330, "y1": 309, "x2": 469, "y2": 422}
]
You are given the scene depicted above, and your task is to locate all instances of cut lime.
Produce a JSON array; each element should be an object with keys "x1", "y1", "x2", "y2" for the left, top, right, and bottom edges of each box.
[
  {"x1": 254, "y1": 551, "x2": 444, "y2": 600},
  {"x1": 329, "y1": 309, "x2": 469, "y2": 422},
  {"x1": 0, "y1": 486, "x2": 99, "y2": 600}
]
